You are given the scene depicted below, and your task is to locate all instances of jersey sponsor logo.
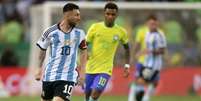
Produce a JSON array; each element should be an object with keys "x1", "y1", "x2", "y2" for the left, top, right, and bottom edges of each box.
[{"x1": 64, "y1": 38, "x2": 78, "y2": 46}]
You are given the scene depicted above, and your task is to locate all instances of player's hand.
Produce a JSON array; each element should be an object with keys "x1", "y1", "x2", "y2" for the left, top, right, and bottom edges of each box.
[
  {"x1": 123, "y1": 68, "x2": 130, "y2": 78},
  {"x1": 35, "y1": 68, "x2": 42, "y2": 81}
]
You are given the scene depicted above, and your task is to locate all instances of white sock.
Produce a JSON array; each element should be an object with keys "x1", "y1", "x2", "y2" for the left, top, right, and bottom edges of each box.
[
  {"x1": 142, "y1": 84, "x2": 155, "y2": 101},
  {"x1": 128, "y1": 83, "x2": 145, "y2": 101},
  {"x1": 128, "y1": 83, "x2": 136, "y2": 101},
  {"x1": 89, "y1": 96, "x2": 97, "y2": 101}
]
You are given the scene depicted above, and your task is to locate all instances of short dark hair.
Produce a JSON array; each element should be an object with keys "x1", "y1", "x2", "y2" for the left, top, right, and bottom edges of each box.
[
  {"x1": 104, "y1": 2, "x2": 118, "y2": 11},
  {"x1": 63, "y1": 3, "x2": 79, "y2": 13},
  {"x1": 147, "y1": 14, "x2": 158, "y2": 21}
]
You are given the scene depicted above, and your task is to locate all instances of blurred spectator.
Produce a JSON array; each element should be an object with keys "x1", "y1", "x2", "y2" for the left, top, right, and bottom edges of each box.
[
  {"x1": 163, "y1": 20, "x2": 183, "y2": 45},
  {"x1": 196, "y1": 26, "x2": 201, "y2": 44},
  {"x1": 162, "y1": 20, "x2": 184, "y2": 65},
  {"x1": 16, "y1": 0, "x2": 32, "y2": 41},
  {"x1": 3, "y1": 0, "x2": 18, "y2": 19},
  {"x1": 16, "y1": 0, "x2": 32, "y2": 24},
  {"x1": 183, "y1": 41, "x2": 199, "y2": 66},
  {"x1": 196, "y1": 26, "x2": 201, "y2": 65},
  {"x1": 0, "y1": 0, "x2": 4, "y2": 42},
  {"x1": 0, "y1": 0, "x2": 6, "y2": 25},
  {"x1": 0, "y1": 14, "x2": 23, "y2": 44},
  {"x1": 0, "y1": 0, "x2": 24, "y2": 43},
  {"x1": 0, "y1": 47, "x2": 18, "y2": 66}
]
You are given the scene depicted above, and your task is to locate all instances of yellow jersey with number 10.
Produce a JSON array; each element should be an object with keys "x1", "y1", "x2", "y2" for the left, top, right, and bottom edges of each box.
[{"x1": 86, "y1": 22, "x2": 128, "y2": 75}]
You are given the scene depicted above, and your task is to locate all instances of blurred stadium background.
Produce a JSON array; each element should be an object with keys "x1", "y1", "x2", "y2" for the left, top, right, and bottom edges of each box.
[{"x1": 0, "y1": 0, "x2": 201, "y2": 101}]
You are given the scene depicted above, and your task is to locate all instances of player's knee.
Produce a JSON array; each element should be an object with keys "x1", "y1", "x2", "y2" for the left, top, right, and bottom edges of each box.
[
  {"x1": 91, "y1": 94, "x2": 99, "y2": 100},
  {"x1": 153, "y1": 82, "x2": 158, "y2": 87},
  {"x1": 136, "y1": 78, "x2": 146, "y2": 85},
  {"x1": 91, "y1": 90, "x2": 101, "y2": 100},
  {"x1": 90, "y1": 96, "x2": 98, "y2": 100}
]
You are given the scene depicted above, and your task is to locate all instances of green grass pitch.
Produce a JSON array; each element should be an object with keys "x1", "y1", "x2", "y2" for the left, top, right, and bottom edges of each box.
[{"x1": 0, "y1": 95, "x2": 200, "y2": 101}]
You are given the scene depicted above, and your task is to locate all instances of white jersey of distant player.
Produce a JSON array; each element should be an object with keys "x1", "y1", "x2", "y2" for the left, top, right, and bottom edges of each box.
[
  {"x1": 144, "y1": 31, "x2": 166, "y2": 71},
  {"x1": 36, "y1": 24, "x2": 86, "y2": 82}
]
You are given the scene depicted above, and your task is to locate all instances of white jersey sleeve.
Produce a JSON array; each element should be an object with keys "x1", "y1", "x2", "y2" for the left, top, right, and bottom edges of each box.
[{"x1": 36, "y1": 28, "x2": 51, "y2": 50}]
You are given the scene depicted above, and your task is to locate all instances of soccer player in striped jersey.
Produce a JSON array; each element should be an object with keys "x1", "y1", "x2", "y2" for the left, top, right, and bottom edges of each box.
[
  {"x1": 35, "y1": 3, "x2": 87, "y2": 101},
  {"x1": 129, "y1": 15, "x2": 167, "y2": 101},
  {"x1": 128, "y1": 22, "x2": 149, "y2": 101},
  {"x1": 84, "y1": 2, "x2": 130, "y2": 101}
]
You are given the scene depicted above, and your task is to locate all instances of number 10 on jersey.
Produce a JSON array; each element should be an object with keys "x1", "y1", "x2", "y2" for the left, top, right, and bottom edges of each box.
[{"x1": 61, "y1": 46, "x2": 70, "y2": 55}]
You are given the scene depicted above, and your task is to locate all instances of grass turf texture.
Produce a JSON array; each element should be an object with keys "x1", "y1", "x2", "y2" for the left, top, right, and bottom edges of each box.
[{"x1": 0, "y1": 95, "x2": 200, "y2": 101}]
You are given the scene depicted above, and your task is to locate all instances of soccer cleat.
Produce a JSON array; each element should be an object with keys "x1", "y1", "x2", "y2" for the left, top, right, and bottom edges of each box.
[{"x1": 136, "y1": 91, "x2": 144, "y2": 101}]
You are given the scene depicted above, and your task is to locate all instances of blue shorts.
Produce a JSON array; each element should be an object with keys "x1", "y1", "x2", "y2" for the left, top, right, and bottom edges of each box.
[
  {"x1": 135, "y1": 63, "x2": 144, "y2": 78},
  {"x1": 135, "y1": 63, "x2": 160, "y2": 82},
  {"x1": 85, "y1": 73, "x2": 110, "y2": 93}
]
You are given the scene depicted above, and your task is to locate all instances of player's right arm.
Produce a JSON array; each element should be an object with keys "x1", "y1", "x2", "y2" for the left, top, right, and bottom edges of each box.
[
  {"x1": 35, "y1": 50, "x2": 46, "y2": 81},
  {"x1": 35, "y1": 28, "x2": 51, "y2": 81},
  {"x1": 77, "y1": 30, "x2": 88, "y2": 87}
]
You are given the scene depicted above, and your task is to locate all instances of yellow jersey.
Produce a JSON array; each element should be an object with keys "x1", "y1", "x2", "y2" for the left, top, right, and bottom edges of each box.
[
  {"x1": 135, "y1": 26, "x2": 148, "y2": 63},
  {"x1": 86, "y1": 22, "x2": 128, "y2": 75}
]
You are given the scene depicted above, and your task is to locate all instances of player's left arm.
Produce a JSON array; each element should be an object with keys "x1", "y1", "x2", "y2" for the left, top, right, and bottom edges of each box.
[
  {"x1": 123, "y1": 43, "x2": 130, "y2": 78},
  {"x1": 79, "y1": 40, "x2": 87, "y2": 77},
  {"x1": 78, "y1": 31, "x2": 88, "y2": 86},
  {"x1": 123, "y1": 43, "x2": 130, "y2": 66},
  {"x1": 121, "y1": 28, "x2": 130, "y2": 78}
]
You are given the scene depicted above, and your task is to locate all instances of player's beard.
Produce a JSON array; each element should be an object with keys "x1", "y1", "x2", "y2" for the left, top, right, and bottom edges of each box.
[
  {"x1": 150, "y1": 28, "x2": 157, "y2": 32},
  {"x1": 106, "y1": 21, "x2": 115, "y2": 27},
  {"x1": 105, "y1": 18, "x2": 115, "y2": 27},
  {"x1": 68, "y1": 21, "x2": 76, "y2": 28}
]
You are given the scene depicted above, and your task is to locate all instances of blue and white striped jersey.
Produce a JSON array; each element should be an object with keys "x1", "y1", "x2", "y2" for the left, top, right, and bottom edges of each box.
[
  {"x1": 143, "y1": 31, "x2": 167, "y2": 71},
  {"x1": 36, "y1": 24, "x2": 86, "y2": 82}
]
